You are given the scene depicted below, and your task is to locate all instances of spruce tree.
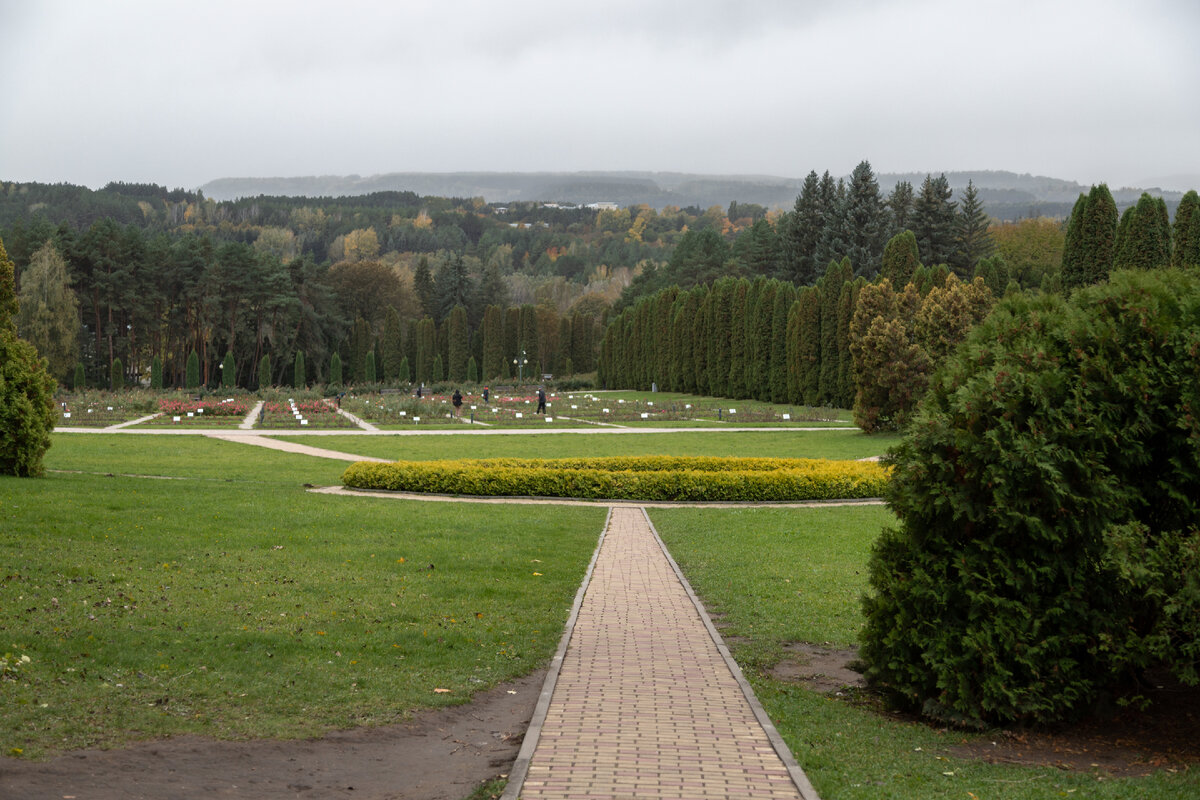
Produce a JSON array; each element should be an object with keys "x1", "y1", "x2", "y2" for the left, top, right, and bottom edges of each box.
[
  {"x1": 886, "y1": 180, "x2": 915, "y2": 238},
  {"x1": 825, "y1": 160, "x2": 888, "y2": 279},
  {"x1": 293, "y1": 351, "x2": 306, "y2": 388},
  {"x1": 911, "y1": 174, "x2": 958, "y2": 266},
  {"x1": 952, "y1": 180, "x2": 994, "y2": 276},
  {"x1": 186, "y1": 350, "x2": 200, "y2": 390},
  {"x1": 413, "y1": 256, "x2": 436, "y2": 319},
  {"x1": 0, "y1": 235, "x2": 56, "y2": 476},
  {"x1": 16, "y1": 241, "x2": 79, "y2": 382},
  {"x1": 1172, "y1": 190, "x2": 1200, "y2": 268}
]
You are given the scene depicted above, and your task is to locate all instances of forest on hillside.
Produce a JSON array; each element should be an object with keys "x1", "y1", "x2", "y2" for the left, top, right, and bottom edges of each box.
[{"x1": 4, "y1": 161, "x2": 1193, "y2": 407}]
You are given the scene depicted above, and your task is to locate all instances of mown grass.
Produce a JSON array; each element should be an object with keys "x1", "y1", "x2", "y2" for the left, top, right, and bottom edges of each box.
[
  {"x1": 1, "y1": 447, "x2": 604, "y2": 759},
  {"x1": 278, "y1": 429, "x2": 900, "y2": 464},
  {"x1": 652, "y1": 507, "x2": 1200, "y2": 799}
]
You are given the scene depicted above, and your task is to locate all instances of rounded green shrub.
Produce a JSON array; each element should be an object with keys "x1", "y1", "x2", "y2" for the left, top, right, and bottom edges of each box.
[{"x1": 860, "y1": 269, "x2": 1200, "y2": 726}]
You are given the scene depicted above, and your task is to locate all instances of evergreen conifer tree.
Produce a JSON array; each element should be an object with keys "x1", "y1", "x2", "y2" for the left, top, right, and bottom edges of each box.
[
  {"x1": 382, "y1": 306, "x2": 403, "y2": 382},
  {"x1": 466, "y1": 356, "x2": 478, "y2": 384},
  {"x1": 825, "y1": 161, "x2": 888, "y2": 279},
  {"x1": 293, "y1": 351, "x2": 305, "y2": 388},
  {"x1": 1172, "y1": 190, "x2": 1200, "y2": 268},
  {"x1": 16, "y1": 241, "x2": 79, "y2": 382},
  {"x1": 881, "y1": 230, "x2": 921, "y2": 287},
  {"x1": 1076, "y1": 184, "x2": 1118, "y2": 286},
  {"x1": 781, "y1": 171, "x2": 826, "y2": 285},
  {"x1": 1118, "y1": 193, "x2": 1172, "y2": 270},
  {"x1": 186, "y1": 350, "x2": 200, "y2": 389},
  {"x1": 769, "y1": 284, "x2": 794, "y2": 403},
  {"x1": 1061, "y1": 193, "x2": 1089, "y2": 286},
  {"x1": 220, "y1": 351, "x2": 234, "y2": 388},
  {"x1": 151, "y1": 355, "x2": 164, "y2": 390},
  {"x1": 74, "y1": 362, "x2": 86, "y2": 391},
  {"x1": 329, "y1": 352, "x2": 342, "y2": 386},
  {"x1": 447, "y1": 304, "x2": 469, "y2": 381},
  {"x1": 258, "y1": 354, "x2": 271, "y2": 389},
  {"x1": 886, "y1": 181, "x2": 915, "y2": 238},
  {"x1": 431, "y1": 354, "x2": 444, "y2": 383},
  {"x1": 911, "y1": 174, "x2": 958, "y2": 267},
  {"x1": 110, "y1": 357, "x2": 124, "y2": 390},
  {"x1": 413, "y1": 256, "x2": 436, "y2": 319},
  {"x1": 365, "y1": 351, "x2": 376, "y2": 383},
  {"x1": 795, "y1": 287, "x2": 822, "y2": 406},
  {"x1": 397, "y1": 355, "x2": 411, "y2": 383},
  {"x1": 952, "y1": 180, "x2": 994, "y2": 276}
]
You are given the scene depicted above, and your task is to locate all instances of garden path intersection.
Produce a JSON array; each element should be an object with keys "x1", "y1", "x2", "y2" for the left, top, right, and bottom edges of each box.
[{"x1": 54, "y1": 427, "x2": 855, "y2": 799}]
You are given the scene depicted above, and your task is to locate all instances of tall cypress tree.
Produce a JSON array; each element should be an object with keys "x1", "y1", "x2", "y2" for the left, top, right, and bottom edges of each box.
[
  {"x1": 446, "y1": 304, "x2": 470, "y2": 381},
  {"x1": 382, "y1": 306, "x2": 404, "y2": 383},
  {"x1": 1078, "y1": 183, "x2": 1117, "y2": 286},
  {"x1": 1116, "y1": 193, "x2": 1171, "y2": 270},
  {"x1": 727, "y1": 280, "x2": 749, "y2": 397},
  {"x1": 258, "y1": 354, "x2": 271, "y2": 389},
  {"x1": 1172, "y1": 190, "x2": 1200, "y2": 268},
  {"x1": 1061, "y1": 193, "x2": 1089, "y2": 287},
  {"x1": 881, "y1": 230, "x2": 921, "y2": 288},
  {"x1": 293, "y1": 350, "x2": 305, "y2": 388},
  {"x1": 220, "y1": 351, "x2": 234, "y2": 388},
  {"x1": 795, "y1": 287, "x2": 822, "y2": 406},
  {"x1": 364, "y1": 351, "x2": 376, "y2": 383},
  {"x1": 770, "y1": 283, "x2": 795, "y2": 403},
  {"x1": 186, "y1": 350, "x2": 200, "y2": 390}
]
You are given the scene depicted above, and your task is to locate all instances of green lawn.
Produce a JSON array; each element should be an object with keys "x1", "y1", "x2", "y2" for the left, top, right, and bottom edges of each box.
[
  {"x1": 2, "y1": 439, "x2": 604, "y2": 758},
  {"x1": 652, "y1": 507, "x2": 1200, "y2": 799},
  {"x1": 275, "y1": 429, "x2": 900, "y2": 464}
]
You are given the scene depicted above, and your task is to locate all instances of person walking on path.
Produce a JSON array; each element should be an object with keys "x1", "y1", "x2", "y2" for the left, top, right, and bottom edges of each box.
[
  {"x1": 536, "y1": 387, "x2": 546, "y2": 414},
  {"x1": 482, "y1": 386, "x2": 489, "y2": 404},
  {"x1": 452, "y1": 388, "x2": 463, "y2": 417}
]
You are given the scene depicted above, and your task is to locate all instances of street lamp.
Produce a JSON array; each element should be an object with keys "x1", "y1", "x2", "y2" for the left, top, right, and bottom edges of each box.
[{"x1": 513, "y1": 350, "x2": 528, "y2": 384}]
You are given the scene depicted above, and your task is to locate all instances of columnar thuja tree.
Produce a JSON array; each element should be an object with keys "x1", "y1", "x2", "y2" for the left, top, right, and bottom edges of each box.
[
  {"x1": 293, "y1": 350, "x2": 305, "y2": 388},
  {"x1": 0, "y1": 235, "x2": 57, "y2": 477}
]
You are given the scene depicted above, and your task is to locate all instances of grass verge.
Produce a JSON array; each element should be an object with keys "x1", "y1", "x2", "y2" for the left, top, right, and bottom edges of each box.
[{"x1": 652, "y1": 506, "x2": 1200, "y2": 799}]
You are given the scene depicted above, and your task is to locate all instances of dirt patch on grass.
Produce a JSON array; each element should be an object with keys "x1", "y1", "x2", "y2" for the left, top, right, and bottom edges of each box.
[
  {"x1": 0, "y1": 670, "x2": 544, "y2": 800},
  {"x1": 769, "y1": 645, "x2": 1200, "y2": 778}
]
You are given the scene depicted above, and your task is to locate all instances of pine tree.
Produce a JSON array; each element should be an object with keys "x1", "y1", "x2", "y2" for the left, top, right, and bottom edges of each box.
[
  {"x1": 952, "y1": 180, "x2": 994, "y2": 276},
  {"x1": 880, "y1": 230, "x2": 921, "y2": 287},
  {"x1": 1172, "y1": 190, "x2": 1200, "y2": 268},
  {"x1": 293, "y1": 350, "x2": 306, "y2": 388}
]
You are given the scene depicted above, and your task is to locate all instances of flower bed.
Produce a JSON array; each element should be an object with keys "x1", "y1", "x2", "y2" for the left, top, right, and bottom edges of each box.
[{"x1": 342, "y1": 456, "x2": 890, "y2": 502}]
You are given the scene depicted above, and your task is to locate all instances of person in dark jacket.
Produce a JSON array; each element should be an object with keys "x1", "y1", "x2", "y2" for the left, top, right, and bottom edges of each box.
[
  {"x1": 452, "y1": 388, "x2": 463, "y2": 416},
  {"x1": 536, "y1": 387, "x2": 546, "y2": 414}
]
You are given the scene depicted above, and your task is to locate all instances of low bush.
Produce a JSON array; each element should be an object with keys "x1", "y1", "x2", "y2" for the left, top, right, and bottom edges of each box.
[
  {"x1": 342, "y1": 455, "x2": 889, "y2": 502},
  {"x1": 860, "y1": 269, "x2": 1200, "y2": 727}
]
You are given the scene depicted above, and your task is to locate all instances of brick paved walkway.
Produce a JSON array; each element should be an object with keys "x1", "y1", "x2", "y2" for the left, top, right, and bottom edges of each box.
[{"x1": 505, "y1": 507, "x2": 818, "y2": 800}]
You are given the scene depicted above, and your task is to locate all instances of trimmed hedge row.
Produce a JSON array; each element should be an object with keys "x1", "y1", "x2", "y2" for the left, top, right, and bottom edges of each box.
[{"x1": 341, "y1": 456, "x2": 890, "y2": 502}]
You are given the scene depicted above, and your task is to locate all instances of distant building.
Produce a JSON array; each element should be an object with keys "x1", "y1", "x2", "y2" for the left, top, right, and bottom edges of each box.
[{"x1": 586, "y1": 201, "x2": 620, "y2": 210}]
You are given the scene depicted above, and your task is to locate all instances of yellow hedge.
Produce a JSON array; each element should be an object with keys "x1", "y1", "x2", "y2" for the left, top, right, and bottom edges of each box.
[{"x1": 341, "y1": 456, "x2": 889, "y2": 502}]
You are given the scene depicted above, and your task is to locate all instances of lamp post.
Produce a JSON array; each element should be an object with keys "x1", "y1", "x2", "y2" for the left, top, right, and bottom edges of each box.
[{"x1": 513, "y1": 350, "x2": 528, "y2": 384}]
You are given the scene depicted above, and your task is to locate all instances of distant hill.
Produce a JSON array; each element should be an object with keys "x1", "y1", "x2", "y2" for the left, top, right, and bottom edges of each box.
[{"x1": 200, "y1": 170, "x2": 1190, "y2": 221}]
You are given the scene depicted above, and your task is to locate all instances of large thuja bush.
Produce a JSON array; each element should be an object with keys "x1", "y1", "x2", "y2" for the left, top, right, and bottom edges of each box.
[{"x1": 861, "y1": 269, "x2": 1200, "y2": 726}]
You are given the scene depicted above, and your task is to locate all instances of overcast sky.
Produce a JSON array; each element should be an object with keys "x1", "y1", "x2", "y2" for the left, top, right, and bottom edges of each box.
[{"x1": 2, "y1": 0, "x2": 1198, "y2": 192}]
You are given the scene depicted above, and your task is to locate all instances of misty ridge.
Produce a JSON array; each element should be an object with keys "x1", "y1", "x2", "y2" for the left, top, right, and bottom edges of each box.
[{"x1": 199, "y1": 170, "x2": 1197, "y2": 220}]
